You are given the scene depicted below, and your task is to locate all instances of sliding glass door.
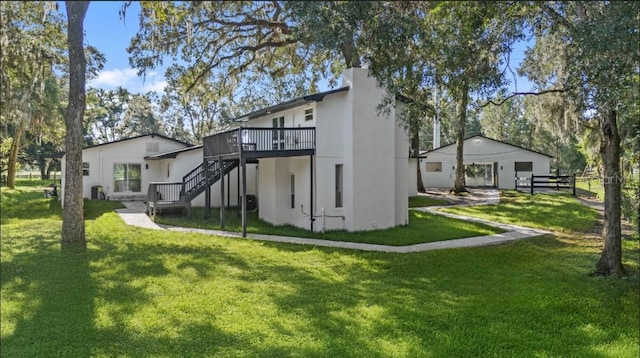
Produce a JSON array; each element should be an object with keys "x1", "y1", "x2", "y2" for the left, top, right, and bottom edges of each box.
[{"x1": 114, "y1": 163, "x2": 141, "y2": 192}]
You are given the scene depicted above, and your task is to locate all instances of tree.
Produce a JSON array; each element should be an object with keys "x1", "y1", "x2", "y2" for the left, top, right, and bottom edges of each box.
[
  {"x1": 365, "y1": 2, "x2": 524, "y2": 193},
  {"x1": 61, "y1": 0, "x2": 89, "y2": 252},
  {"x1": 122, "y1": 92, "x2": 164, "y2": 137},
  {"x1": 126, "y1": 1, "x2": 375, "y2": 138},
  {"x1": 522, "y1": 2, "x2": 640, "y2": 276},
  {"x1": 85, "y1": 87, "x2": 130, "y2": 143},
  {"x1": 0, "y1": 1, "x2": 67, "y2": 188}
]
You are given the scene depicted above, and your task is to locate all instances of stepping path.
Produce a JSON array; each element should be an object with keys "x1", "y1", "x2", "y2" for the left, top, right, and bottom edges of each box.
[{"x1": 115, "y1": 189, "x2": 550, "y2": 253}]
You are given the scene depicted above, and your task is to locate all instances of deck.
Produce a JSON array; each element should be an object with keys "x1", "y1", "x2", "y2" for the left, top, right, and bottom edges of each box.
[{"x1": 203, "y1": 127, "x2": 315, "y2": 160}]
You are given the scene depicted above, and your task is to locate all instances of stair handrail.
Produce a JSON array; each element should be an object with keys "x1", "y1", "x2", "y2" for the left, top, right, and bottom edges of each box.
[{"x1": 181, "y1": 160, "x2": 239, "y2": 202}]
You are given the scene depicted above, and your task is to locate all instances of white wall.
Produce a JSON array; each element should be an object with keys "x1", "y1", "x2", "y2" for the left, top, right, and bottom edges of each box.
[
  {"x1": 408, "y1": 158, "x2": 418, "y2": 197},
  {"x1": 244, "y1": 103, "x2": 317, "y2": 129},
  {"x1": 422, "y1": 136, "x2": 551, "y2": 190},
  {"x1": 315, "y1": 83, "x2": 349, "y2": 231},
  {"x1": 67, "y1": 135, "x2": 188, "y2": 200},
  {"x1": 257, "y1": 156, "x2": 314, "y2": 230}
]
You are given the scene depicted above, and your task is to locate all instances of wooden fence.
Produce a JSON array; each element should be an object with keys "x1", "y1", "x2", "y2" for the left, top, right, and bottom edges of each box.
[{"x1": 515, "y1": 174, "x2": 576, "y2": 196}]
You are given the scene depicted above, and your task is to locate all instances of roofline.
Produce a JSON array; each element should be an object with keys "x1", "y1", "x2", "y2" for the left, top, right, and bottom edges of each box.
[
  {"x1": 83, "y1": 133, "x2": 193, "y2": 150},
  {"x1": 424, "y1": 134, "x2": 553, "y2": 158},
  {"x1": 144, "y1": 144, "x2": 203, "y2": 160},
  {"x1": 232, "y1": 86, "x2": 350, "y2": 122}
]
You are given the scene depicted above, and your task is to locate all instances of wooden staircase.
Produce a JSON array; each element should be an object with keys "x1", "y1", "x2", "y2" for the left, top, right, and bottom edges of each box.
[{"x1": 147, "y1": 160, "x2": 239, "y2": 220}]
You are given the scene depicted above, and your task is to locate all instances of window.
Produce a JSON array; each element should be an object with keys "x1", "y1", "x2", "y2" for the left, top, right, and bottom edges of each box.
[
  {"x1": 515, "y1": 161, "x2": 533, "y2": 172},
  {"x1": 304, "y1": 108, "x2": 313, "y2": 121},
  {"x1": 335, "y1": 164, "x2": 343, "y2": 208},
  {"x1": 82, "y1": 162, "x2": 90, "y2": 176},
  {"x1": 114, "y1": 163, "x2": 141, "y2": 192},
  {"x1": 425, "y1": 162, "x2": 442, "y2": 172},
  {"x1": 290, "y1": 174, "x2": 295, "y2": 209}
]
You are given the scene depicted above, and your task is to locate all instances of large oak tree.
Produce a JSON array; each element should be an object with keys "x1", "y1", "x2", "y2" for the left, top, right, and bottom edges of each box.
[
  {"x1": 61, "y1": 0, "x2": 89, "y2": 252},
  {"x1": 521, "y1": 1, "x2": 639, "y2": 276}
]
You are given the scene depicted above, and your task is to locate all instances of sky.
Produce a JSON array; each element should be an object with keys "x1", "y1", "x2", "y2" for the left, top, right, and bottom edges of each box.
[
  {"x1": 77, "y1": 1, "x2": 534, "y2": 96},
  {"x1": 82, "y1": 2, "x2": 168, "y2": 94}
]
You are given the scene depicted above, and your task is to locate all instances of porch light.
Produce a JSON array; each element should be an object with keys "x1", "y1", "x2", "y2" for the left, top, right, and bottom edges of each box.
[{"x1": 145, "y1": 164, "x2": 149, "y2": 170}]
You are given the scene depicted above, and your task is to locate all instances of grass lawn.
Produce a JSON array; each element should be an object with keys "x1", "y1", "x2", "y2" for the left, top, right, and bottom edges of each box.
[
  {"x1": 576, "y1": 176, "x2": 605, "y2": 200},
  {"x1": 2, "y1": 184, "x2": 639, "y2": 357},
  {"x1": 442, "y1": 191, "x2": 601, "y2": 233},
  {"x1": 156, "y1": 207, "x2": 501, "y2": 246},
  {"x1": 409, "y1": 195, "x2": 450, "y2": 208}
]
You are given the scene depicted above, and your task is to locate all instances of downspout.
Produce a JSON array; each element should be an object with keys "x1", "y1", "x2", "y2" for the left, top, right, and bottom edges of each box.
[{"x1": 310, "y1": 154, "x2": 314, "y2": 231}]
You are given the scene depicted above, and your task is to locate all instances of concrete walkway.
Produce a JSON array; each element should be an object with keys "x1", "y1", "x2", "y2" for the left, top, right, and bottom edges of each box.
[{"x1": 115, "y1": 190, "x2": 550, "y2": 253}]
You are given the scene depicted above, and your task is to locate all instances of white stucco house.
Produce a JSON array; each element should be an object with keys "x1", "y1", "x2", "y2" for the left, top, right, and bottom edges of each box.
[
  {"x1": 61, "y1": 133, "x2": 192, "y2": 201},
  {"x1": 61, "y1": 134, "x2": 258, "y2": 206},
  {"x1": 63, "y1": 68, "x2": 414, "y2": 235},
  {"x1": 421, "y1": 135, "x2": 552, "y2": 190},
  {"x1": 202, "y1": 67, "x2": 410, "y2": 234}
]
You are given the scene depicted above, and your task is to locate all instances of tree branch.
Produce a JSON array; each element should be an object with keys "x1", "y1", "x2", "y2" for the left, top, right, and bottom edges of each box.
[{"x1": 479, "y1": 89, "x2": 566, "y2": 108}]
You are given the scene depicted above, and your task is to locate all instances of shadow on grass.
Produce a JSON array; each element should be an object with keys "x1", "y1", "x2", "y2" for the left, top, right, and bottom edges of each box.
[
  {"x1": 2, "y1": 186, "x2": 638, "y2": 357},
  {"x1": 1, "y1": 224, "x2": 257, "y2": 356}
]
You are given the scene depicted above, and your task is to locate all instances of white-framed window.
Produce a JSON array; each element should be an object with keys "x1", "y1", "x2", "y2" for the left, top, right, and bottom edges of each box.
[
  {"x1": 425, "y1": 162, "x2": 442, "y2": 172},
  {"x1": 515, "y1": 161, "x2": 533, "y2": 172},
  {"x1": 114, "y1": 163, "x2": 142, "y2": 192},
  {"x1": 290, "y1": 174, "x2": 295, "y2": 209},
  {"x1": 82, "y1": 162, "x2": 90, "y2": 176},
  {"x1": 304, "y1": 108, "x2": 313, "y2": 121},
  {"x1": 335, "y1": 164, "x2": 343, "y2": 208}
]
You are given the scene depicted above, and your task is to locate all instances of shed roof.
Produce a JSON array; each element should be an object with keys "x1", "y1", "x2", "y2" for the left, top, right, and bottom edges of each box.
[
  {"x1": 424, "y1": 134, "x2": 553, "y2": 158},
  {"x1": 84, "y1": 133, "x2": 193, "y2": 150},
  {"x1": 144, "y1": 144, "x2": 202, "y2": 160}
]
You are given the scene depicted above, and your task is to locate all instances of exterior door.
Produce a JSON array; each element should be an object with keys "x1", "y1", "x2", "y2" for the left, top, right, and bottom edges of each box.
[{"x1": 272, "y1": 117, "x2": 285, "y2": 150}]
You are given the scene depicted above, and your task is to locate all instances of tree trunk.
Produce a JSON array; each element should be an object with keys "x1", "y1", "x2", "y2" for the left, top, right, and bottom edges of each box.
[
  {"x1": 6, "y1": 120, "x2": 25, "y2": 189},
  {"x1": 452, "y1": 81, "x2": 469, "y2": 193},
  {"x1": 61, "y1": 1, "x2": 89, "y2": 252},
  {"x1": 412, "y1": 130, "x2": 426, "y2": 193},
  {"x1": 340, "y1": 32, "x2": 361, "y2": 68},
  {"x1": 595, "y1": 109, "x2": 625, "y2": 276}
]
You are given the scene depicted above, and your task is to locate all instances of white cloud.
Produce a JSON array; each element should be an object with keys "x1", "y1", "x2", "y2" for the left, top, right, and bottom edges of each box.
[
  {"x1": 88, "y1": 68, "x2": 167, "y2": 94},
  {"x1": 141, "y1": 80, "x2": 167, "y2": 93},
  {"x1": 89, "y1": 68, "x2": 138, "y2": 88}
]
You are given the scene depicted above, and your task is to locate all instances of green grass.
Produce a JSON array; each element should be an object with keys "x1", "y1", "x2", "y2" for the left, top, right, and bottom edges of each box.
[
  {"x1": 576, "y1": 176, "x2": 605, "y2": 200},
  {"x1": 408, "y1": 195, "x2": 450, "y2": 208},
  {"x1": 2, "y1": 185, "x2": 638, "y2": 357},
  {"x1": 156, "y1": 207, "x2": 501, "y2": 246},
  {"x1": 442, "y1": 191, "x2": 600, "y2": 233}
]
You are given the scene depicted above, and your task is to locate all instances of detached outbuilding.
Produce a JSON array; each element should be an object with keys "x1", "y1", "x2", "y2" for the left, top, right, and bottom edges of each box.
[{"x1": 421, "y1": 135, "x2": 552, "y2": 190}]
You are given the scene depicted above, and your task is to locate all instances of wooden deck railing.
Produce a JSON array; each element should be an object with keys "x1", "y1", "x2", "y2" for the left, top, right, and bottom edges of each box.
[
  {"x1": 515, "y1": 174, "x2": 576, "y2": 196},
  {"x1": 203, "y1": 127, "x2": 315, "y2": 157},
  {"x1": 147, "y1": 182, "x2": 187, "y2": 220}
]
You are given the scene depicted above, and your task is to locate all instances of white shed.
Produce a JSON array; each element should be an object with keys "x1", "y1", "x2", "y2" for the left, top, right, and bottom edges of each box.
[{"x1": 421, "y1": 135, "x2": 552, "y2": 190}]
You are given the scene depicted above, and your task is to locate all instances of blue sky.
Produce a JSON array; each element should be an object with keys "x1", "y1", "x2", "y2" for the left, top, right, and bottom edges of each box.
[
  {"x1": 82, "y1": 2, "x2": 168, "y2": 94},
  {"x1": 78, "y1": 1, "x2": 534, "y2": 96}
]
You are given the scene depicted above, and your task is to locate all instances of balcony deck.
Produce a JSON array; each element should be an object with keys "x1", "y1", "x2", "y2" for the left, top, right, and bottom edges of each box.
[{"x1": 203, "y1": 127, "x2": 315, "y2": 160}]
